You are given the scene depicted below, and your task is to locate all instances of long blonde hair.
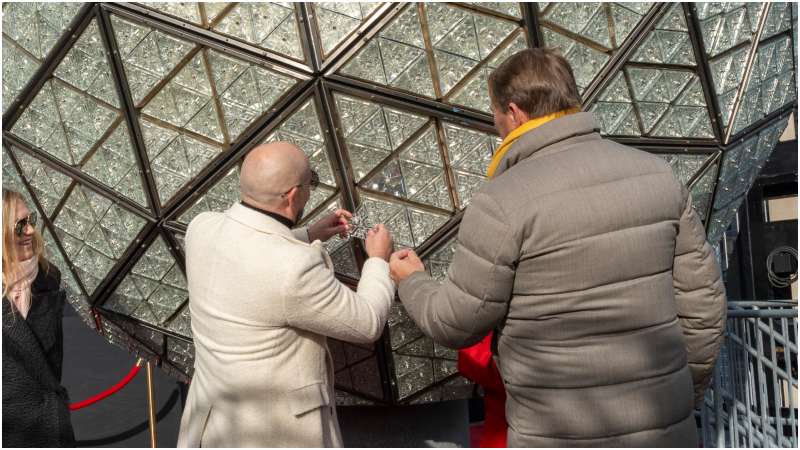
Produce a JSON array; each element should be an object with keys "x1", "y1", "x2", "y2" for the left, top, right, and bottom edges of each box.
[{"x1": 2, "y1": 188, "x2": 47, "y2": 300}]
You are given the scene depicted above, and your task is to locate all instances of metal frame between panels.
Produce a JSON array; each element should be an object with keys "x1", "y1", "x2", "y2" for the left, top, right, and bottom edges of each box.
[{"x1": 2, "y1": 2, "x2": 797, "y2": 406}]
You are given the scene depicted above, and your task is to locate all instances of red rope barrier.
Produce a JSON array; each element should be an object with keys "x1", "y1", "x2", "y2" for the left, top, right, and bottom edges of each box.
[{"x1": 69, "y1": 362, "x2": 142, "y2": 411}]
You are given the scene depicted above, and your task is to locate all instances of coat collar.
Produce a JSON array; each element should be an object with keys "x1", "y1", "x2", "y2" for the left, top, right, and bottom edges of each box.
[
  {"x1": 225, "y1": 202, "x2": 300, "y2": 241},
  {"x1": 491, "y1": 112, "x2": 601, "y2": 178}
]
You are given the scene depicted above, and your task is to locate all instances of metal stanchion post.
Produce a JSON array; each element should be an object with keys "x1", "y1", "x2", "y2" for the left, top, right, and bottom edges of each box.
[{"x1": 146, "y1": 361, "x2": 158, "y2": 448}]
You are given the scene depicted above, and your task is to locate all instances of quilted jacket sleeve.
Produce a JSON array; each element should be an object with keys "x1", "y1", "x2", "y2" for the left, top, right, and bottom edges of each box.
[
  {"x1": 673, "y1": 185, "x2": 727, "y2": 406},
  {"x1": 398, "y1": 192, "x2": 518, "y2": 349}
]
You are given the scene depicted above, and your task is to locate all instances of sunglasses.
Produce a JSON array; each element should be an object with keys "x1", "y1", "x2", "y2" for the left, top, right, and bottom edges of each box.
[
  {"x1": 281, "y1": 170, "x2": 320, "y2": 197},
  {"x1": 14, "y1": 212, "x2": 37, "y2": 237}
]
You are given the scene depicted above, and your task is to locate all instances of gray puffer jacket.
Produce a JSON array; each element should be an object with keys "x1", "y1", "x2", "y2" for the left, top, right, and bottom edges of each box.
[{"x1": 398, "y1": 112, "x2": 727, "y2": 447}]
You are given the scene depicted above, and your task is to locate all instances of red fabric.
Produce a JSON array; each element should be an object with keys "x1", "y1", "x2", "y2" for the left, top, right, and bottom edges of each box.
[{"x1": 458, "y1": 333, "x2": 507, "y2": 448}]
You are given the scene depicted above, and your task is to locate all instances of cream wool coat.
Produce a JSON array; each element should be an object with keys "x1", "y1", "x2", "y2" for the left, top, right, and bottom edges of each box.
[{"x1": 177, "y1": 203, "x2": 395, "y2": 448}]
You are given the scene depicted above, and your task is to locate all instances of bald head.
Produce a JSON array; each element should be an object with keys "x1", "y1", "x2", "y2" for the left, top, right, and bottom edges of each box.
[{"x1": 240, "y1": 142, "x2": 309, "y2": 207}]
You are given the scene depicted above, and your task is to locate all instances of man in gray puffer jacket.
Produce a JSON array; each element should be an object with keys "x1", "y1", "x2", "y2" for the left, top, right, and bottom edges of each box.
[{"x1": 390, "y1": 48, "x2": 727, "y2": 447}]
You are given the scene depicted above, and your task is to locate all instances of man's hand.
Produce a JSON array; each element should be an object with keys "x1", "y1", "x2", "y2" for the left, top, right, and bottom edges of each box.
[
  {"x1": 390, "y1": 248, "x2": 425, "y2": 284},
  {"x1": 365, "y1": 224, "x2": 393, "y2": 261},
  {"x1": 308, "y1": 209, "x2": 352, "y2": 242}
]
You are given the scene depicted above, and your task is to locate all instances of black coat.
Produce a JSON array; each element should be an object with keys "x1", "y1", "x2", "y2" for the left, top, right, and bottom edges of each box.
[{"x1": 3, "y1": 263, "x2": 75, "y2": 447}]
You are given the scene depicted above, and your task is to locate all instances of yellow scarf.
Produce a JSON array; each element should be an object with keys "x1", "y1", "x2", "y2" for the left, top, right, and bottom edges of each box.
[{"x1": 487, "y1": 108, "x2": 581, "y2": 179}]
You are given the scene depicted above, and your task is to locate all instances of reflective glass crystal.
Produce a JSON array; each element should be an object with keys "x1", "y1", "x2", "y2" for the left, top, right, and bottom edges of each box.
[
  {"x1": 425, "y1": 238, "x2": 457, "y2": 281},
  {"x1": 144, "y1": 2, "x2": 202, "y2": 24},
  {"x1": 2, "y1": 147, "x2": 35, "y2": 207},
  {"x1": 334, "y1": 93, "x2": 427, "y2": 181},
  {"x1": 12, "y1": 79, "x2": 119, "y2": 166},
  {"x1": 213, "y1": 2, "x2": 304, "y2": 60},
  {"x1": 631, "y1": 4, "x2": 695, "y2": 66},
  {"x1": 314, "y1": 2, "x2": 381, "y2": 56},
  {"x1": 2, "y1": 2, "x2": 83, "y2": 60},
  {"x1": 708, "y1": 46, "x2": 749, "y2": 128},
  {"x1": 713, "y1": 116, "x2": 788, "y2": 228},
  {"x1": 362, "y1": 126, "x2": 452, "y2": 210},
  {"x1": 426, "y1": 3, "x2": 517, "y2": 95},
  {"x1": 105, "y1": 237, "x2": 187, "y2": 327},
  {"x1": 761, "y1": 2, "x2": 793, "y2": 40},
  {"x1": 340, "y1": 5, "x2": 435, "y2": 98},
  {"x1": 540, "y1": 3, "x2": 650, "y2": 93},
  {"x1": 593, "y1": 67, "x2": 714, "y2": 139},
  {"x1": 82, "y1": 123, "x2": 149, "y2": 208},
  {"x1": 178, "y1": 167, "x2": 239, "y2": 224},
  {"x1": 111, "y1": 15, "x2": 196, "y2": 105},
  {"x1": 696, "y1": 2, "x2": 762, "y2": 57},
  {"x1": 357, "y1": 193, "x2": 447, "y2": 248},
  {"x1": 689, "y1": 160, "x2": 718, "y2": 221},
  {"x1": 52, "y1": 184, "x2": 147, "y2": 295},
  {"x1": 11, "y1": 149, "x2": 72, "y2": 218},
  {"x1": 54, "y1": 20, "x2": 120, "y2": 107},
  {"x1": 207, "y1": 50, "x2": 299, "y2": 141},
  {"x1": 657, "y1": 153, "x2": 710, "y2": 185},
  {"x1": 166, "y1": 338, "x2": 195, "y2": 374},
  {"x1": 442, "y1": 122, "x2": 500, "y2": 206},
  {"x1": 731, "y1": 36, "x2": 796, "y2": 135},
  {"x1": 2, "y1": 37, "x2": 40, "y2": 112},
  {"x1": 468, "y1": 2, "x2": 521, "y2": 18},
  {"x1": 140, "y1": 117, "x2": 223, "y2": 205}
]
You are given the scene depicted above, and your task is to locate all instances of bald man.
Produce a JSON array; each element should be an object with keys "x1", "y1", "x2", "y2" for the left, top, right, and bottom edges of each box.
[{"x1": 177, "y1": 142, "x2": 395, "y2": 447}]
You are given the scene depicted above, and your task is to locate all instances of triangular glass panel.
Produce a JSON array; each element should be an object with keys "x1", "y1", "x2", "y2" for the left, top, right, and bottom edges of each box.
[
  {"x1": 54, "y1": 20, "x2": 120, "y2": 108},
  {"x1": 442, "y1": 121, "x2": 500, "y2": 177},
  {"x1": 50, "y1": 183, "x2": 147, "y2": 295},
  {"x1": 631, "y1": 4, "x2": 695, "y2": 66},
  {"x1": 334, "y1": 93, "x2": 427, "y2": 181},
  {"x1": 142, "y1": 2, "x2": 202, "y2": 25},
  {"x1": 178, "y1": 166, "x2": 239, "y2": 225},
  {"x1": 3, "y1": 36, "x2": 41, "y2": 112},
  {"x1": 707, "y1": 45, "x2": 750, "y2": 128},
  {"x1": 313, "y1": 2, "x2": 382, "y2": 56},
  {"x1": 2, "y1": 3, "x2": 83, "y2": 60},
  {"x1": 298, "y1": 198, "x2": 361, "y2": 279},
  {"x1": 761, "y1": 2, "x2": 793, "y2": 40},
  {"x1": 10, "y1": 148, "x2": 72, "y2": 218},
  {"x1": 689, "y1": 159, "x2": 718, "y2": 221},
  {"x1": 711, "y1": 115, "x2": 789, "y2": 239},
  {"x1": 340, "y1": 6, "x2": 435, "y2": 98},
  {"x1": 140, "y1": 117, "x2": 223, "y2": 206},
  {"x1": 695, "y1": 2, "x2": 763, "y2": 57},
  {"x1": 212, "y1": 2, "x2": 304, "y2": 60},
  {"x1": 731, "y1": 35, "x2": 796, "y2": 135},
  {"x1": 166, "y1": 304, "x2": 192, "y2": 338},
  {"x1": 540, "y1": 28, "x2": 610, "y2": 94},
  {"x1": 465, "y1": 2, "x2": 522, "y2": 18},
  {"x1": 111, "y1": 15, "x2": 196, "y2": 105},
  {"x1": 11, "y1": 79, "x2": 119, "y2": 166},
  {"x1": 656, "y1": 153, "x2": 710, "y2": 186},
  {"x1": 81, "y1": 122, "x2": 149, "y2": 209},
  {"x1": 207, "y1": 50, "x2": 300, "y2": 141},
  {"x1": 425, "y1": 237, "x2": 457, "y2": 281},
  {"x1": 1, "y1": 147, "x2": 36, "y2": 207},
  {"x1": 42, "y1": 226, "x2": 95, "y2": 328},
  {"x1": 105, "y1": 236, "x2": 188, "y2": 327},
  {"x1": 539, "y1": 3, "x2": 650, "y2": 93}
]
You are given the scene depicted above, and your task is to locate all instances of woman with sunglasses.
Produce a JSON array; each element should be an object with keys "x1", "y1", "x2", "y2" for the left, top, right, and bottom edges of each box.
[{"x1": 2, "y1": 188, "x2": 75, "y2": 447}]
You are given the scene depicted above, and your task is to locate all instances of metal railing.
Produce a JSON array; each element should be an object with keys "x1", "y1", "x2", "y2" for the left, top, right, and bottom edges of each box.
[{"x1": 700, "y1": 301, "x2": 798, "y2": 448}]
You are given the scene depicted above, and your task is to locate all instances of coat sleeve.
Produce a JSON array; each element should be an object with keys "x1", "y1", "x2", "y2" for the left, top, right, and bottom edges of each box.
[
  {"x1": 398, "y1": 192, "x2": 518, "y2": 349},
  {"x1": 673, "y1": 186, "x2": 727, "y2": 406},
  {"x1": 284, "y1": 253, "x2": 395, "y2": 344}
]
